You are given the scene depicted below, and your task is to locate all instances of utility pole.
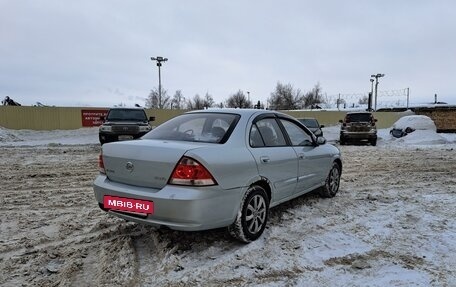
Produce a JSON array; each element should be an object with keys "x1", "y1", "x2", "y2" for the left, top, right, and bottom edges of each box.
[
  {"x1": 368, "y1": 78, "x2": 374, "y2": 111},
  {"x1": 406, "y1": 88, "x2": 410, "y2": 108},
  {"x1": 370, "y1": 73, "x2": 385, "y2": 111},
  {"x1": 151, "y1": 56, "x2": 168, "y2": 108}
]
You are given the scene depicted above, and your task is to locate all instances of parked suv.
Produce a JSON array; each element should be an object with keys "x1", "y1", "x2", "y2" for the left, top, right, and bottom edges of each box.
[
  {"x1": 99, "y1": 108, "x2": 154, "y2": 145},
  {"x1": 339, "y1": 112, "x2": 377, "y2": 146}
]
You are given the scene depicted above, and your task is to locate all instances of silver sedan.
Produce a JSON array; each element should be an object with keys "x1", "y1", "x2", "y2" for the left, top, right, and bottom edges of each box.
[{"x1": 93, "y1": 109, "x2": 342, "y2": 242}]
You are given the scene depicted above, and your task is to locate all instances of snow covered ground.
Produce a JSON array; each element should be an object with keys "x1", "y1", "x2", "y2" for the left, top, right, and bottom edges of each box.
[{"x1": 1, "y1": 126, "x2": 456, "y2": 286}]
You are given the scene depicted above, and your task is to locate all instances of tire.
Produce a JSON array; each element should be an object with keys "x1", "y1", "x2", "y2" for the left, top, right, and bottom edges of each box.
[
  {"x1": 319, "y1": 162, "x2": 341, "y2": 198},
  {"x1": 228, "y1": 185, "x2": 269, "y2": 243},
  {"x1": 339, "y1": 137, "x2": 345, "y2": 145},
  {"x1": 370, "y1": 139, "x2": 377, "y2": 146}
]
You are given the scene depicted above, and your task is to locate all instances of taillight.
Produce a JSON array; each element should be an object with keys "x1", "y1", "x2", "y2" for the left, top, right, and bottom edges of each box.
[
  {"x1": 169, "y1": 157, "x2": 216, "y2": 186},
  {"x1": 98, "y1": 154, "x2": 106, "y2": 174}
]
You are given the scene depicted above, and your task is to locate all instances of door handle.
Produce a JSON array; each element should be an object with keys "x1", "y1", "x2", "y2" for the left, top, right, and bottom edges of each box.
[
  {"x1": 298, "y1": 153, "x2": 305, "y2": 159},
  {"x1": 260, "y1": 156, "x2": 270, "y2": 163}
]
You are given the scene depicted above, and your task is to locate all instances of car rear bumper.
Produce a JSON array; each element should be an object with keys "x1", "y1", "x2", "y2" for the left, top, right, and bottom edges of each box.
[
  {"x1": 340, "y1": 131, "x2": 377, "y2": 140},
  {"x1": 99, "y1": 132, "x2": 147, "y2": 144},
  {"x1": 93, "y1": 175, "x2": 244, "y2": 231}
]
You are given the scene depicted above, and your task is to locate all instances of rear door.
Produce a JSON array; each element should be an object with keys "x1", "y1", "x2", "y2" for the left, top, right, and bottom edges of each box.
[{"x1": 248, "y1": 117, "x2": 298, "y2": 202}]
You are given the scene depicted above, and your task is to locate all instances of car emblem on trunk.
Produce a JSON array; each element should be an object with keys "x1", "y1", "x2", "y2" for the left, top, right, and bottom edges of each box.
[{"x1": 125, "y1": 162, "x2": 134, "y2": 172}]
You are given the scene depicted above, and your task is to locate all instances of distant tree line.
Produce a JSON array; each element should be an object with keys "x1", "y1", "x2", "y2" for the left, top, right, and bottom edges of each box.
[{"x1": 145, "y1": 82, "x2": 326, "y2": 110}]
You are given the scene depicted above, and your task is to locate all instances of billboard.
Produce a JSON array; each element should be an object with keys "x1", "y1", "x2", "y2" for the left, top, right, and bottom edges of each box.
[{"x1": 81, "y1": 109, "x2": 109, "y2": 127}]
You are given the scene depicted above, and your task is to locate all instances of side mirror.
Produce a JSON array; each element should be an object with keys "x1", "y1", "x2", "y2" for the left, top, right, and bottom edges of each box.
[
  {"x1": 320, "y1": 125, "x2": 325, "y2": 128},
  {"x1": 339, "y1": 120, "x2": 343, "y2": 123},
  {"x1": 149, "y1": 116, "x2": 155, "y2": 122},
  {"x1": 100, "y1": 116, "x2": 105, "y2": 121},
  {"x1": 317, "y1": 136, "x2": 326, "y2": 145},
  {"x1": 374, "y1": 119, "x2": 378, "y2": 122}
]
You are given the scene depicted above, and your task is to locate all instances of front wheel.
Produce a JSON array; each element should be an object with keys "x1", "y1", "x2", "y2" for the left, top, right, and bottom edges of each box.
[
  {"x1": 319, "y1": 162, "x2": 341, "y2": 198},
  {"x1": 228, "y1": 185, "x2": 269, "y2": 243}
]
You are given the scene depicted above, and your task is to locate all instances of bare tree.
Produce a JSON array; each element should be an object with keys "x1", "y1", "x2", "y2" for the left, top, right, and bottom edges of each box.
[
  {"x1": 303, "y1": 83, "x2": 325, "y2": 109},
  {"x1": 187, "y1": 94, "x2": 204, "y2": 110},
  {"x1": 145, "y1": 87, "x2": 170, "y2": 109},
  {"x1": 171, "y1": 90, "x2": 185, "y2": 109},
  {"x1": 268, "y1": 82, "x2": 303, "y2": 110},
  {"x1": 358, "y1": 95, "x2": 369, "y2": 105},
  {"x1": 203, "y1": 92, "x2": 215, "y2": 108},
  {"x1": 226, "y1": 90, "x2": 252, "y2": 108}
]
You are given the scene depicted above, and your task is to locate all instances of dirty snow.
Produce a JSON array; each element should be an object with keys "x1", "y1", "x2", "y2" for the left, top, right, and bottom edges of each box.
[{"x1": 1, "y1": 126, "x2": 456, "y2": 286}]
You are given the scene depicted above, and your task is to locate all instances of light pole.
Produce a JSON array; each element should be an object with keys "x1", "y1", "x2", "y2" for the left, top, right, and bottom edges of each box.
[
  {"x1": 370, "y1": 73, "x2": 385, "y2": 111},
  {"x1": 151, "y1": 56, "x2": 168, "y2": 108},
  {"x1": 369, "y1": 78, "x2": 374, "y2": 111}
]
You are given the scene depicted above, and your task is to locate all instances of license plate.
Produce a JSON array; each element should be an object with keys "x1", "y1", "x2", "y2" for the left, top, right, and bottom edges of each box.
[
  {"x1": 118, "y1": 135, "x2": 134, "y2": 141},
  {"x1": 103, "y1": 195, "x2": 154, "y2": 214}
]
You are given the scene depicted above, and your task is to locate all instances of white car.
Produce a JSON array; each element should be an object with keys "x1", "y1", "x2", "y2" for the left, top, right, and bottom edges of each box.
[{"x1": 390, "y1": 115, "x2": 436, "y2": 138}]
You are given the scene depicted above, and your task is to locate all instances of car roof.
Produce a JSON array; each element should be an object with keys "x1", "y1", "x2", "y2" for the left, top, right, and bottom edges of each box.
[
  {"x1": 346, "y1": 111, "x2": 372, "y2": 115},
  {"x1": 108, "y1": 107, "x2": 145, "y2": 110},
  {"x1": 185, "y1": 108, "x2": 290, "y2": 118}
]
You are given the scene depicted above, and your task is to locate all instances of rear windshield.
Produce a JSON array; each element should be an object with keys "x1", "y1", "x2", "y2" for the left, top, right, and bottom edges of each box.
[
  {"x1": 345, "y1": 113, "x2": 373, "y2": 122},
  {"x1": 143, "y1": 113, "x2": 240, "y2": 143},
  {"x1": 106, "y1": 109, "x2": 148, "y2": 122},
  {"x1": 298, "y1": 118, "x2": 319, "y2": 128}
]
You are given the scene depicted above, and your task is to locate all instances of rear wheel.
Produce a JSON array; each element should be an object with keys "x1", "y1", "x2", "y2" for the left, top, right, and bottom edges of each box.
[
  {"x1": 228, "y1": 185, "x2": 269, "y2": 243},
  {"x1": 370, "y1": 138, "x2": 377, "y2": 146},
  {"x1": 319, "y1": 162, "x2": 341, "y2": 198}
]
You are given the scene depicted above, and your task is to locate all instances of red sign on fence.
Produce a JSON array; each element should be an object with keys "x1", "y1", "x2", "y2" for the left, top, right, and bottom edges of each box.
[{"x1": 81, "y1": 109, "x2": 109, "y2": 127}]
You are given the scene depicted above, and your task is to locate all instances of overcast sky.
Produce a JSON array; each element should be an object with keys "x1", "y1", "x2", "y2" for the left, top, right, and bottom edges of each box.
[{"x1": 1, "y1": 0, "x2": 455, "y2": 108}]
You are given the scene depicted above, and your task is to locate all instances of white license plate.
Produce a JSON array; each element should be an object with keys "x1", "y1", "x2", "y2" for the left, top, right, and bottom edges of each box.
[{"x1": 118, "y1": 135, "x2": 134, "y2": 141}]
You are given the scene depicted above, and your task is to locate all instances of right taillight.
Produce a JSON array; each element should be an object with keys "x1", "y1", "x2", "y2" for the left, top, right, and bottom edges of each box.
[
  {"x1": 98, "y1": 154, "x2": 105, "y2": 174},
  {"x1": 169, "y1": 156, "x2": 217, "y2": 186}
]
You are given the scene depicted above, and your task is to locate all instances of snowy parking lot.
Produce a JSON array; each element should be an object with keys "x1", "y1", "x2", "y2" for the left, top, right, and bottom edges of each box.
[{"x1": 1, "y1": 126, "x2": 456, "y2": 286}]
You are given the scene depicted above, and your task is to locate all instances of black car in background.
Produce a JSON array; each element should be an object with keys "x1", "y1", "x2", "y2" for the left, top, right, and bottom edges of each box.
[
  {"x1": 98, "y1": 108, "x2": 154, "y2": 145},
  {"x1": 298, "y1": 118, "x2": 324, "y2": 137}
]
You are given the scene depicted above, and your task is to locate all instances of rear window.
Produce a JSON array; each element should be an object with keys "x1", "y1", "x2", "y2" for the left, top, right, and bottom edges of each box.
[
  {"x1": 345, "y1": 113, "x2": 373, "y2": 122},
  {"x1": 106, "y1": 109, "x2": 148, "y2": 122},
  {"x1": 298, "y1": 118, "x2": 319, "y2": 128},
  {"x1": 143, "y1": 113, "x2": 240, "y2": 143}
]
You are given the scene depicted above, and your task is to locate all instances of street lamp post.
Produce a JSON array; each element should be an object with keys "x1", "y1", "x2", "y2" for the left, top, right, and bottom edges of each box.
[
  {"x1": 369, "y1": 78, "x2": 374, "y2": 111},
  {"x1": 370, "y1": 73, "x2": 385, "y2": 111},
  {"x1": 151, "y1": 56, "x2": 168, "y2": 108}
]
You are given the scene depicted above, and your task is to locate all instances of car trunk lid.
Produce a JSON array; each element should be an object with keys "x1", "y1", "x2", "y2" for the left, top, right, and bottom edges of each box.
[
  {"x1": 102, "y1": 139, "x2": 209, "y2": 189},
  {"x1": 347, "y1": 122, "x2": 371, "y2": 132}
]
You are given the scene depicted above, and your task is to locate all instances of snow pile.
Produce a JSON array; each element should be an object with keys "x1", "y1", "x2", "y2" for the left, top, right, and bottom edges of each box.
[
  {"x1": 0, "y1": 126, "x2": 99, "y2": 146},
  {"x1": 0, "y1": 127, "x2": 22, "y2": 142},
  {"x1": 392, "y1": 115, "x2": 436, "y2": 131}
]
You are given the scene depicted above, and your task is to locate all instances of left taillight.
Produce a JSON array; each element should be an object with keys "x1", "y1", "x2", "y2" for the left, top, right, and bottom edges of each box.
[
  {"x1": 169, "y1": 156, "x2": 217, "y2": 186},
  {"x1": 98, "y1": 154, "x2": 106, "y2": 174}
]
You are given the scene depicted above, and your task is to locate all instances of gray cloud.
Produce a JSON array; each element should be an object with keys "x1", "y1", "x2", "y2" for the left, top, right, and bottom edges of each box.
[{"x1": 1, "y1": 0, "x2": 455, "y2": 107}]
